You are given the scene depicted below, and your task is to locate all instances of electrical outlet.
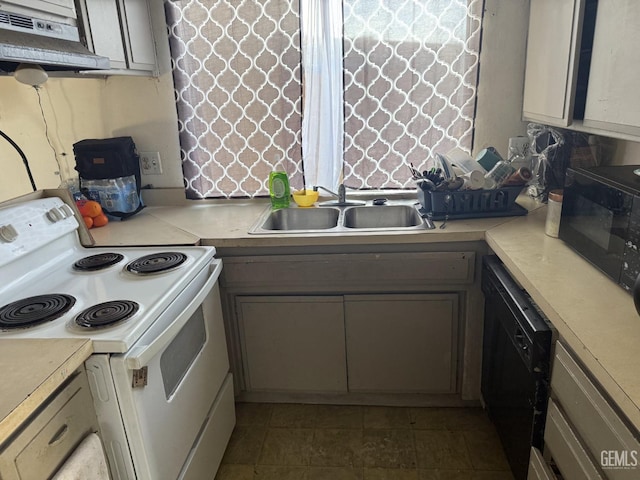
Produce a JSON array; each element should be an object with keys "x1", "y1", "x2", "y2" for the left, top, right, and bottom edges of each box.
[{"x1": 140, "y1": 151, "x2": 163, "y2": 175}]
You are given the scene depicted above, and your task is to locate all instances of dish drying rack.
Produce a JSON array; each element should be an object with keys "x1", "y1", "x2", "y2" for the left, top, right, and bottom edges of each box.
[{"x1": 417, "y1": 184, "x2": 527, "y2": 221}]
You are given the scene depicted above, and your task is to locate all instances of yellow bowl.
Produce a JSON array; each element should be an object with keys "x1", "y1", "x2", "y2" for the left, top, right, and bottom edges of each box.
[{"x1": 292, "y1": 189, "x2": 319, "y2": 207}]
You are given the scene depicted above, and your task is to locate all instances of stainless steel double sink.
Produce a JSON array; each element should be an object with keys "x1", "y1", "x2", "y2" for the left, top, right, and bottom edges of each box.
[{"x1": 249, "y1": 202, "x2": 432, "y2": 234}]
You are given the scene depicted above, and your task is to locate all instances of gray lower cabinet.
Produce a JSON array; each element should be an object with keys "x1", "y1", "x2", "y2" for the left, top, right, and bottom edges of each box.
[
  {"x1": 0, "y1": 369, "x2": 100, "y2": 479},
  {"x1": 528, "y1": 447, "x2": 556, "y2": 480},
  {"x1": 237, "y1": 296, "x2": 347, "y2": 393},
  {"x1": 530, "y1": 341, "x2": 640, "y2": 479},
  {"x1": 236, "y1": 293, "x2": 459, "y2": 395},
  {"x1": 345, "y1": 293, "x2": 458, "y2": 393},
  {"x1": 222, "y1": 249, "x2": 478, "y2": 400}
]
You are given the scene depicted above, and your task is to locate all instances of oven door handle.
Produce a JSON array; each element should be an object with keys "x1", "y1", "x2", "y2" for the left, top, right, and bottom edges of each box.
[{"x1": 125, "y1": 259, "x2": 223, "y2": 370}]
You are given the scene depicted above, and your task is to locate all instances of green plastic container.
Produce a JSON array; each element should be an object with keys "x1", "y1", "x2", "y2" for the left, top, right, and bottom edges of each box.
[{"x1": 269, "y1": 170, "x2": 290, "y2": 209}]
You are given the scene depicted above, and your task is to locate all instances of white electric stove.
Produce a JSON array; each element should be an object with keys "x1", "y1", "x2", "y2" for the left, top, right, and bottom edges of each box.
[
  {"x1": 0, "y1": 197, "x2": 235, "y2": 480},
  {"x1": 0, "y1": 197, "x2": 214, "y2": 351}
]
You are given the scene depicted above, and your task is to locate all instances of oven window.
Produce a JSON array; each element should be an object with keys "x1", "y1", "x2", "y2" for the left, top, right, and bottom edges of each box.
[
  {"x1": 160, "y1": 306, "x2": 206, "y2": 398},
  {"x1": 567, "y1": 196, "x2": 615, "y2": 251}
]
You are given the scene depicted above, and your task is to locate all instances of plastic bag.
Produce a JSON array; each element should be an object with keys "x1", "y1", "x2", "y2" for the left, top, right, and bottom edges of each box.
[
  {"x1": 526, "y1": 123, "x2": 596, "y2": 200},
  {"x1": 81, "y1": 176, "x2": 140, "y2": 214}
]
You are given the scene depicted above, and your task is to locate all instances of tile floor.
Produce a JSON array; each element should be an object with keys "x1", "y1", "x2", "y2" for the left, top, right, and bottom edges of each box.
[{"x1": 215, "y1": 403, "x2": 515, "y2": 480}]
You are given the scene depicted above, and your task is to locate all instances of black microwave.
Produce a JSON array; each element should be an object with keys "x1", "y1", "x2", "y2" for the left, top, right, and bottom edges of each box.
[{"x1": 560, "y1": 165, "x2": 640, "y2": 294}]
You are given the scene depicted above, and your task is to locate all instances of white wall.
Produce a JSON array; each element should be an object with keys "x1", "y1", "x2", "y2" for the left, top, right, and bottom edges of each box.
[
  {"x1": 473, "y1": 0, "x2": 530, "y2": 156},
  {"x1": 2, "y1": 0, "x2": 636, "y2": 204},
  {"x1": 0, "y1": 78, "x2": 105, "y2": 200},
  {"x1": 0, "y1": 0, "x2": 183, "y2": 203}
]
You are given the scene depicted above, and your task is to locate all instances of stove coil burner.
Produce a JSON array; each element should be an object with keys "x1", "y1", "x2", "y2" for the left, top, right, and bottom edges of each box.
[
  {"x1": 73, "y1": 253, "x2": 124, "y2": 271},
  {"x1": 0, "y1": 294, "x2": 76, "y2": 330},
  {"x1": 125, "y1": 252, "x2": 187, "y2": 275},
  {"x1": 75, "y1": 300, "x2": 139, "y2": 329}
]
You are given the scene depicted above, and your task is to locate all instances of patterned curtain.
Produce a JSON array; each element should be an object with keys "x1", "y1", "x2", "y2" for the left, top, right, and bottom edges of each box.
[
  {"x1": 165, "y1": 0, "x2": 482, "y2": 197},
  {"x1": 342, "y1": 0, "x2": 484, "y2": 189},
  {"x1": 165, "y1": 0, "x2": 303, "y2": 199}
]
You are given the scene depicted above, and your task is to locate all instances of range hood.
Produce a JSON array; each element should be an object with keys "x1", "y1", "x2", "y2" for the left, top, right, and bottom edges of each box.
[{"x1": 0, "y1": 8, "x2": 109, "y2": 72}]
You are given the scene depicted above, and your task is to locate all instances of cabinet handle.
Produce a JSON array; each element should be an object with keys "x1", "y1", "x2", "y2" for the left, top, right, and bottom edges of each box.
[
  {"x1": 48, "y1": 424, "x2": 69, "y2": 445},
  {"x1": 634, "y1": 273, "x2": 640, "y2": 317}
]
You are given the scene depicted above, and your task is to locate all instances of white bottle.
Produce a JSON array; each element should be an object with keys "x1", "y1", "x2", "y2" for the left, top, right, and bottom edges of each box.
[{"x1": 544, "y1": 190, "x2": 563, "y2": 237}]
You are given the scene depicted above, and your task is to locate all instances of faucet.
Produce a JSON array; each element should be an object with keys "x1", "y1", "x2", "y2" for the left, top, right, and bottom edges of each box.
[
  {"x1": 313, "y1": 183, "x2": 347, "y2": 203},
  {"x1": 312, "y1": 184, "x2": 365, "y2": 206}
]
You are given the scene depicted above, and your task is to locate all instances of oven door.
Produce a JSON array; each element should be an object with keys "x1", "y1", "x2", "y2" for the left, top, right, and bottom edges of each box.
[
  {"x1": 559, "y1": 169, "x2": 633, "y2": 285},
  {"x1": 109, "y1": 259, "x2": 232, "y2": 480}
]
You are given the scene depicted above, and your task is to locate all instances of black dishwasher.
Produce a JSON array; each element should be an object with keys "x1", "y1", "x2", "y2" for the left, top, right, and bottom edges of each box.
[{"x1": 481, "y1": 255, "x2": 553, "y2": 480}]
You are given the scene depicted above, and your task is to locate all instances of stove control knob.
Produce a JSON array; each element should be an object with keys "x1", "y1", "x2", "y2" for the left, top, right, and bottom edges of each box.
[
  {"x1": 59, "y1": 204, "x2": 74, "y2": 218},
  {"x1": 0, "y1": 224, "x2": 18, "y2": 242},
  {"x1": 46, "y1": 207, "x2": 65, "y2": 222}
]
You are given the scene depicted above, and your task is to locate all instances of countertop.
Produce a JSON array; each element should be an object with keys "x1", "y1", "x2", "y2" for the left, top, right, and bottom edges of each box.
[
  {"x1": 5, "y1": 190, "x2": 640, "y2": 443},
  {"x1": 486, "y1": 207, "x2": 640, "y2": 429},
  {"x1": 90, "y1": 191, "x2": 544, "y2": 248},
  {"x1": 0, "y1": 339, "x2": 93, "y2": 446}
]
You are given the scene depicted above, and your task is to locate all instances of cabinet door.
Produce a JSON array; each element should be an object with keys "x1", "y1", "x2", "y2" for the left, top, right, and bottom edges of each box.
[
  {"x1": 583, "y1": 1, "x2": 640, "y2": 136},
  {"x1": 24, "y1": 0, "x2": 77, "y2": 19},
  {"x1": 551, "y1": 342, "x2": 640, "y2": 480},
  {"x1": 237, "y1": 296, "x2": 347, "y2": 393},
  {"x1": 0, "y1": 370, "x2": 99, "y2": 480},
  {"x1": 528, "y1": 447, "x2": 557, "y2": 480},
  {"x1": 544, "y1": 399, "x2": 604, "y2": 480},
  {"x1": 522, "y1": 0, "x2": 585, "y2": 126},
  {"x1": 345, "y1": 294, "x2": 458, "y2": 393},
  {"x1": 121, "y1": 0, "x2": 156, "y2": 71},
  {"x1": 82, "y1": 0, "x2": 127, "y2": 69}
]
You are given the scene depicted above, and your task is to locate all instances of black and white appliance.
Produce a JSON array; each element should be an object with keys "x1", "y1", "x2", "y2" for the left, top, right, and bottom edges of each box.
[
  {"x1": 0, "y1": 197, "x2": 235, "y2": 479},
  {"x1": 560, "y1": 165, "x2": 640, "y2": 300},
  {"x1": 0, "y1": 0, "x2": 110, "y2": 70},
  {"x1": 481, "y1": 255, "x2": 553, "y2": 480}
]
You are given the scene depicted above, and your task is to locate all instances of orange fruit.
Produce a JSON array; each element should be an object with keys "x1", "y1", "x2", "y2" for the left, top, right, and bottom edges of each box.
[
  {"x1": 92, "y1": 213, "x2": 109, "y2": 228},
  {"x1": 83, "y1": 216, "x2": 94, "y2": 229},
  {"x1": 76, "y1": 200, "x2": 102, "y2": 218}
]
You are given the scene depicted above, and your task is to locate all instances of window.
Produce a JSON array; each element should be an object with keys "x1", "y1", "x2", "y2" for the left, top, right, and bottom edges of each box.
[{"x1": 165, "y1": 0, "x2": 483, "y2": 199}]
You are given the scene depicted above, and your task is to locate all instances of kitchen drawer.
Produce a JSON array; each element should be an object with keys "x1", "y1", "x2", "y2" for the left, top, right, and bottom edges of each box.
[
  {"x1": 528, "y1": 447, "x2": 556, "y2": 480},
  {"x1": 551, "y1": 341, "x2": 640, "y2": 479},
  {"x1": 222, "y1": 251, "x2": 475, "y2": 290},
  {"x1": 544, "y1": 399, "x2": 603, "y2": 480},
  {"x1": 0, "y1": 370, "x2": 99, "y2": 480}
]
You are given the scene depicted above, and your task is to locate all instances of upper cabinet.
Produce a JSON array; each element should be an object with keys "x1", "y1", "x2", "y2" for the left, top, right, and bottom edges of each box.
[
  {"x1": 522, "y1": 0, "x2": 586, "y2": 127},
  {"x1": 523, "y1": 0, "x2": 640, "y2": 140},
  {"x1": 582, "y1": 1, "x2": 640, "y2": 136},
  {"x1": 77, "y1": 0, "x2": 158, "y2": 76}
]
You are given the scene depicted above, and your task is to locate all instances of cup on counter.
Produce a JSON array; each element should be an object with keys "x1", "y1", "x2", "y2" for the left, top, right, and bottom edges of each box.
[
  {"x1": 460, "y1": 170, "x2": 485, "y2": 190},
  {"x1": 476, "y1": 147, "x2": 504, "y2": 172}
]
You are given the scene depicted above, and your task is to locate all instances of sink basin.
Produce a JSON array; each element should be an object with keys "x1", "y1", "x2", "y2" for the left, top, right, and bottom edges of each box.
[
  {"x1": 259, "y1": 207, "x2": 340, "y2": 231},
  {"x1": 343, "y1": 205, "x2": 423, "y2": 229},
  {"x1": 248, "y1": 202, "x2": 432, "y2": 234}
]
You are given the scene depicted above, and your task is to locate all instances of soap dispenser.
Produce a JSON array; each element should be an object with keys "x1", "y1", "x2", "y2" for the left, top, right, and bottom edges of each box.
[{"x1": 268, "y1": 155, "x2": 290, "y2": 210}]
